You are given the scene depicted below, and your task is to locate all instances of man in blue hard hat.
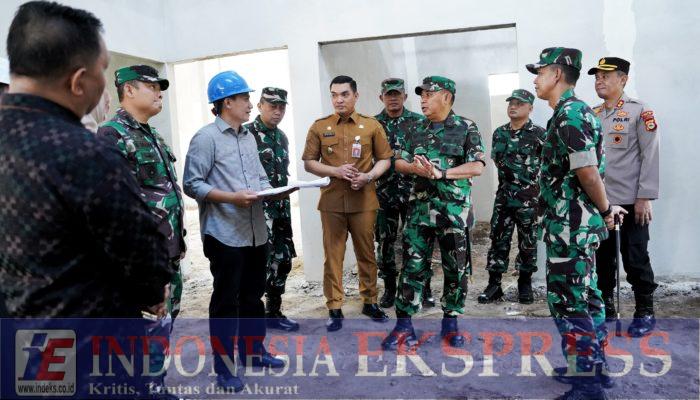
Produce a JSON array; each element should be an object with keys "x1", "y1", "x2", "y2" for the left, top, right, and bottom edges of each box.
[{"x1": 183, "y1": 70, "x2": 294, "y2": 392}]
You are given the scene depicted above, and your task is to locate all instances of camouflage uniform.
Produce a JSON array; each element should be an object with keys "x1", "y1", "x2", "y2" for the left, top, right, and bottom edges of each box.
[
  {"x1": 527, "y1": 49, "x2": 609, "y2": 374},
  {"x1": 243, "y1": 89, "x2": 296, "y2": 307},
  {"x1": 395, "y1": 77, "x2": 486, "y2": 316},
  {"x1": 374, "y1": 93, "x2": 425, "y2": 280},
  {"x1": 487, "y1": 91, "x2": 546, "y2": 274},
  {"x1": 97, "y1": 65, "x2": 185, "y2": 382}
]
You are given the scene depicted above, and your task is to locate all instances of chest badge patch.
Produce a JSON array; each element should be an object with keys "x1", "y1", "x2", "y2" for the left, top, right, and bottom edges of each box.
[
  {"x1": 617, "y1": 111, "x2": 628, "y2": 118},
  {"x1": 612, "y1": 134, "x2": 623, "y2": 144},
  {"x1": 613, "y1": 124, "x2": 625, "y2": 132}
]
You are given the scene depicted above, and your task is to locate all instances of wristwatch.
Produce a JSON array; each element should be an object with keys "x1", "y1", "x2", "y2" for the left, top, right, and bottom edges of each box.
[
  {"x1": 366, "y1": 173, "x2": 375, "y2": 184},
  {"x1": 439, "y1": 168, "x2": 448, "y2": 181},
  {"x1": 600, "y1": 204, "x2": 613, "y2": 218}
]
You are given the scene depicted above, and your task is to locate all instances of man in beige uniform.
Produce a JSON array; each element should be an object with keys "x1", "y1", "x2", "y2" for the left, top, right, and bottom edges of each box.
[
  {"x1": 303, "y1": 75, "x2": 392, "y2": 331},
  {"x1": 589, "y1": 57, "x2": 660, "y2": 337}
]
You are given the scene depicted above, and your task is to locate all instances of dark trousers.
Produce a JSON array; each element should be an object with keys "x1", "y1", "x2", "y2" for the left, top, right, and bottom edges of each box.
[
  {"x1": 595, "y1": 204, "x2": 658, "y2": 296},
  {"x1": 204, "y1": 235, "x2": 267, "y2": 376}
]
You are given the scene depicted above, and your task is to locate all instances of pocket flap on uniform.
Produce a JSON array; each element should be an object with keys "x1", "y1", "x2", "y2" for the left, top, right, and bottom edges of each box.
[
  {"x1": 321, "y1": 137, "x2": 339, "y2": 146},
  {"x1": 439, "y1": 142, "x2": 464, "y2": 156}
]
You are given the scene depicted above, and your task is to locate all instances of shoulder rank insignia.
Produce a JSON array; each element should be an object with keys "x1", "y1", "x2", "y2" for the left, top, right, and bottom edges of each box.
[{"x1": 640, "y1": 110, "x2": 658, "y2": 132}]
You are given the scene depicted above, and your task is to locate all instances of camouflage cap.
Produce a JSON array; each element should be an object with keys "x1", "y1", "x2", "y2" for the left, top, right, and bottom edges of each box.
[
  {"x1": 414, "y1": 76, "x2": 456, "y2": 95},
  {"x1": 526, "y1": 47, "x2": 583, "y2": 74},
  {"x1": 505, "y1": 89, "x2": 535, "y2": 104},
  {"x1": 115, "y1": 65, "x2": 169, "y2": 90},
  {"x1": 380, "y1": 78, "x2": 405, "y2": 94},
  {"x1": 587, "y1": 57, "x2": 630, "y2": 75},
  {"x1": 260, "y1": 87, "x2": 289, "y2": 104}
]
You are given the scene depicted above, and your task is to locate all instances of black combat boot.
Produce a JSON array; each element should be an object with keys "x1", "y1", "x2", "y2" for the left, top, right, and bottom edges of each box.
[
  {"x1": 517, "y1": 271, "x2": 534, "y2": 304},
  {"x1": 379, "y1": 277, "x2": 396, "y2": 309},
  {"x1": 440, "y1": 315, "x2": 465, "y2": 348},
  {"x1": 423, "y1": 277, "x2": 435, "y2": 307},
  {"x1": 477, "y1": 272, "x2": 503, "y2": 304},
  {"x1": 381, "y1": 311, "x2": 417, "y2": 351},
  {"x1": 554, "y1": 361, "x2": 615, "y2": 389},
  {"x1": 266, "y1": 295, "x2": 300, "y2": 332},
  {"x1": 628, "y1": 292, "x2": 656, "y2": 337}
]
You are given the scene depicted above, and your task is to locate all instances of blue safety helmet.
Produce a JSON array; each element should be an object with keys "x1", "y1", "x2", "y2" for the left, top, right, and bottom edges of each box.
[{"x1": 207, "y1": 70, "x2": 254, "y2": 103}]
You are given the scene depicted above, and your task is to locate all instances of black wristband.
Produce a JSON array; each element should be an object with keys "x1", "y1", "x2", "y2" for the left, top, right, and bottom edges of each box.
[
  {"x1": 600, "y1": 205, "x2": 613, "y2": 218},
  {"x1": 440, "y1": 168, "x2": 448, "y2": 181}
]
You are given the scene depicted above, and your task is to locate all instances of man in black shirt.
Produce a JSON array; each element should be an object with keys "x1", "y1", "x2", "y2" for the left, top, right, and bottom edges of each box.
[{"x1": 0, "y1": 1, "x2": 173, "y2": 318}]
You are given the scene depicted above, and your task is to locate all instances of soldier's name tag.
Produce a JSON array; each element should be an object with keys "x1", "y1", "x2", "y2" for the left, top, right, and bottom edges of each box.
[{"x1": 351, "y1": 135, "x2": 362, "y2": 158}]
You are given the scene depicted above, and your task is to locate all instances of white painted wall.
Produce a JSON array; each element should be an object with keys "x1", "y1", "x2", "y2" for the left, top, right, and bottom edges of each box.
[{"x1": 0, "y1": 0, "x2": 697, "y2": 278}]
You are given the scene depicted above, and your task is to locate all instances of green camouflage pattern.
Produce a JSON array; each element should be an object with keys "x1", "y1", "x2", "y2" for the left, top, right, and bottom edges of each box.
[
  {"x1": 505, "y1": 89, "x2": 535, "y2": 104},
  {"x1": 491, "y1": 120, "x2": 546, "y2": 208},
  {"x1": 98, "y1": 108, "x2": 185, "y2": 260},
  {"x1": 97, "y1": 108, "x2": 185, "y2": 375},
  {"x1": 538, "y1": 88, "x2": 608, "y2": 248},
  {"x1": 547, "y1": 242, "x2": 607, "y2": 372},
  {"x1": 114, "y1": 65, "x2": 169, "y2": 90},
  {"x1": 399, "y1": 111, "x2": 486, "y2": 228},
  {"x1": 539, "y1": 87, "x2": 608, "y2": 373},
  {"x1": 395, "y1": 111, "x2": 486, "y2": 316},
  {"x1": 414, "y1": 75, "x2": 456, "y2": 95},
  {"x1": 526, "y1": 47, "x2": 583, "y2": 74},
  {"x1": 381, "y1": 78, "x2": 405, "y2": 94},
  {"x1": 374, "y1": 107, "x2": 425, "y2": 279},
  {"x1": 487, "y1": 198, "x2": 538, "y2": 273},
  {"x1": 245, "y1": 115, "x2": 296, "y2": 298},
  {"x1": 260, "y1": 87, "x2": 289, "y2": 104}
]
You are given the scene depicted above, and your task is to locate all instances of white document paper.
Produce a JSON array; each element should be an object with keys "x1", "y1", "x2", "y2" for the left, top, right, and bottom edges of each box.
[{"x1": 257, "y1": 177, "x2": 330, "y2": 197}]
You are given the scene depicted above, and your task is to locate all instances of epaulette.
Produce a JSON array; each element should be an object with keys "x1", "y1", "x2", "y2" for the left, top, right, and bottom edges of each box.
[{"x1": 314, "y1": 114, "x2": 334, "y2": 122}]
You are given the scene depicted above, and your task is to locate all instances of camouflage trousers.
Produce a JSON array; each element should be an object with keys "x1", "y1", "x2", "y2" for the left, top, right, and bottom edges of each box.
[
  {"x1": 546, "y1": 241, "x2": 608, "y2": 373},
  {"x1": 265, "y1": 216, "x2": 296, "y2": 299},
  {"x1": 396, "y1": 223, "x2": 469, "y2": 316},
  {"x1": 148, "y1": 260, "x2": 182, "y2": 377},
  {"x1": 486, "y1": 200, "x2": 538, "y2": 274},
  {"x1": 375, "y1": 202, "x2": 408, "y2": 280}
]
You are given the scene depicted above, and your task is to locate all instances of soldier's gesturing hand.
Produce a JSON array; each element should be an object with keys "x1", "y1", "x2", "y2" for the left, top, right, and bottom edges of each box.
[
  {"x1": 335, "y1": 163, "x2": 360, "y2": 181},
  {"x1": 230, "y1": 190, "x2": 260, "y2": 208}
]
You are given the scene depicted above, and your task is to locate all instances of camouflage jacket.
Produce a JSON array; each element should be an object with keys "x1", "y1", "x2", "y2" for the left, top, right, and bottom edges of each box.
[
  {"x1": 538, "y1": 88, "x2": 608, "y2": 247},
  {"x1": 399, "y1": 111, "x2": 486, "y2": 228},
  {"x1": 244, "y1": 115, "x2": 291, "y2": 219},
  {"x1": 491, "y1": 119, "x2": 546, "y2": 208},
  {"x1": 374, "y1": 107, "x2": 425, "y2": 207},
  {"x1": 98, "y1": 108, "x2": 185, "y2": 259}
]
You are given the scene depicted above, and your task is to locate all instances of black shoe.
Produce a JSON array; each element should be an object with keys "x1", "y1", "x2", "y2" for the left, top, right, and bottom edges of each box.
[
  {"x1": 553, "y1": 363, "x2": 615, "y2": 389},
  {"x1": 326, "y1": 309, "x2": 344, "y2": 332},
  {"x1": 362, "y1": 303, "x2": 389, "y2": 322},
  {"x1": 440, "y1": 317, "x2": 465, "y2": 348},
  {"x1": 215, "y1": 374, "x2": 244, "y2": 393},
  {"x1": 239, "y1": 349, "x2": 286, "y2": 369},
  {"x1": 556, "y1": 383, "x2": 608, "y2": 400},
  {"x1": 381, "y1": 318, "x2": 417, "y2": 351},
  {"x1": 628, "y1": 292, "x2": 656, "y2": 337},
  {"x1": 517, "y1": 272, "x2": 534, "y2": 304},
  {"x1": 380, "y1": 277, "x2": 396, "y2": 308},
  {"x1": 478, "y1": 272, "x2": 503, "y2": 304},
  {"x1": 628, "y1": 314, "x2": 656, "y2": 337},
  {"x1": 266, "y1": 311, "x2": 300, "y2": 332},
  {"x1": 603, "y1": 292, "x2": 616, "y2": 322}
]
